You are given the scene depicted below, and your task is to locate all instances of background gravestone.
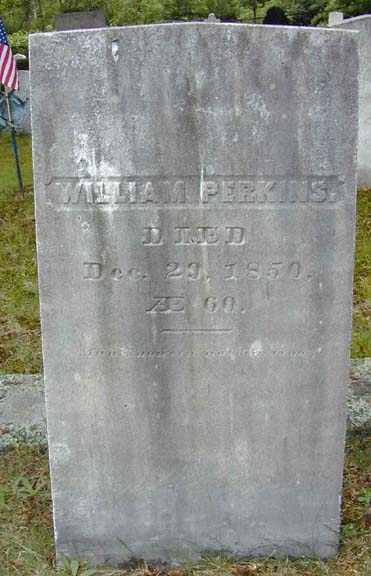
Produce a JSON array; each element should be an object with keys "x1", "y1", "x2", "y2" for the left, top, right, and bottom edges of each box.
[
  {"x1": 54, "y1": 10, "x2": 107, "y2": 31},
  {"x1": 16, "y1": 70, "x2": 31, "y2": 133},
  {"x1": 329, "y1": 14, "x2": 371, "y2": 187},
  {"x1": 328, "y1": 11, "x2": 344, "y2": 26},
  {"x1": 30, "y1": 23, "x2": 358, "y2": 566}
]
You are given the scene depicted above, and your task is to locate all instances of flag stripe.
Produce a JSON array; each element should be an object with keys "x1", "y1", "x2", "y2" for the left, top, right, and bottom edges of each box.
[
  {"x1": 6, "y1": 62, "x2": 16, "y2": 86},
  {"x1": 8, "y1": 64, "x2": 16, "y2": 86},
  {"x1": 0, "y1": 44, "x2": 7, "y2": 68},
  {"x1": 0, "y1": 17, "x2": 19, "y2": 90},
  {"x1": 4, "y1": 56, "x2": 14, "y2": 83}
]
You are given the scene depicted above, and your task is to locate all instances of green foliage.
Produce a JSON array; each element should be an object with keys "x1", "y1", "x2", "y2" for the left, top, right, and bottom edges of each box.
[
  {"x1": 58, "y1": 0, "x2": 106, "y2": 12},
  {"x1": 110, "y1": 0, "x2": 164, "y2": 25},
  {"x1": 283, "y1": 0, "x2": 326, "y2": 25},
  {"x1": 357, "y1": 487, "x2": 371, "y2": 506},
  {"x1": 141, "y1": 0, "x2": 164, "y2": 22},
  {"x1": 8, "y1": 30, "x2": 29, "y2": 57},
  {"x1": 1, "y1": 0, "x2": 371, "y2": 31},
  {"x1": 61, "y1": 555, "x2": 96, "y2": 576},
  {"x1": 336, "y1": 0, "x2": 371, "y2": 17},
  {"x1": 0, "y1": 473, "x2": 48, "y2": 511},
  {"x1": 188, "y1": 0, "x2": 240, "y2": 20},
  {"x1": 0, "y1": 0, "x2": 33, "y2": 33},
  {"x1": 0, "y1": 447, "x2": 54, "y2": 575},
  {"x1": 12, "y1": 475, "x2": 47, "y2": 500},
  {"x1": 0, "y1": 483, "x2": 10, "y2": 509},
  {"x1": 109, "y1": 0, "x2": 141, "y2": 25},
  {"x1": 240, "y1": 0, "x2": 265, "y2": 22},
  {"x1": 311, "y1": 0, "x2": 371, "y2": 25}
]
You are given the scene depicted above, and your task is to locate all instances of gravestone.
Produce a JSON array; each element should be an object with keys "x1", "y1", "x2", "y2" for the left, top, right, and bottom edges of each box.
[
  {"x1": 55, "y1": 10, "x2": 107, "y2": 31},
  {"x1": 329, "y1": 14, "x2": 371, "y2": 187},
  {"x1": 328, "y1": 11, "x2": 344, "y2": 26},
  {"x1": 205, "y1": 13, "x2": 220, "y2": 22},
  {"x1": 30, "y1": 23, "x2": 358, "y2": 566},
  {"x1": 16, "y1": 70, "x2": 31, "y2": 133}
]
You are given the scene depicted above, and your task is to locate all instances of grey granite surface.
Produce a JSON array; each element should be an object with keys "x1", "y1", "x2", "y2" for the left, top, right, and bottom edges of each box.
[
  {"x1": 0, "y1": 374, "x2": 46, "y2": 451},
  {"x1": 330, "y1": 15, "x2": 371, "y2": 187},
  {"x1": 2, "y1": 361, "x2": 370, "y2": 453},
  {"x1": 30, "y1": 22, "x2": 358, "y2": 563}
]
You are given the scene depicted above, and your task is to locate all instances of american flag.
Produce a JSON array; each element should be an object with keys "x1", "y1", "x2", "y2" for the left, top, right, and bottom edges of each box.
[{"x1": 0, "y1": 16, "x2": 19, "y2": 91}]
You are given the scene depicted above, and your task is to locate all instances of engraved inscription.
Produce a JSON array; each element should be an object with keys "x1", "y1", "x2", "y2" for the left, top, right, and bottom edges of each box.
[
  {"x1": 82, "y1": 260, "x2": 304, "y2": 284},
  {"x1": 48, "y1": 176, "x2": 344, "y2": 208},
  {"x1": 72, "y1": 178, "x2": 319, "y2": 336},
  {"x1": 146, "y1": 296, "x2": 185, "y2": 313},
  {"x1": 142, "y1": 227, "x2": 163, "y2": 245},
  {"x1": 201, "y1": 179, "x2": 336, "y2": 204},
  {"x1": 204, "y1": 296, "x2": 238, "y2": 313},
  {"x1": 80, "y1": 344, "x2": 320, "y2": 360},
  {"x1": 224, "y1": 261, "x2": 302, "y2": 281},
  {"x1": 83, "y1": 262, "x2": 103, "y2": 279},
  {"x1": 142, "y1": 226, "x2": 246, "y2": 246},
  {"x1": 166, "y1": 262, "x2": 200, "y2": 280},
  {"x1": 82, "y1": 251, "x2": 307, "y2": 324},
  {"x1": 173, "y1": 226, "x2": 245, "y2": 245}
]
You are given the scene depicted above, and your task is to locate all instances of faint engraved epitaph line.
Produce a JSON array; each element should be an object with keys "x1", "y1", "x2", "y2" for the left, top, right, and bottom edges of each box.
[{"x1": 161, "y1": 328, "x2": 233, "y2": 333}]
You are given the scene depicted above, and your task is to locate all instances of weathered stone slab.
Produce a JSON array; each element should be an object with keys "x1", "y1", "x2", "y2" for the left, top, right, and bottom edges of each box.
[
  {"x1": 0, "y1": 374, "x2": 46, "y2": 451},
  {"x1": 30, "y1": 23, "x2": 358, "y2": 565},
  {"x1": 0, "y1": 358, "x2": 371, "y2": 452},
  {"x1": 16, "y1": 70, "x2": 31, "y2": 133},
  {"x1": 328, "y1": 11, "x2": 344, "y2": 26},
  {"x1": 329, "y1": 15, "x2": 371, "y2": 187},
  {"x1": 55, "y1": 10, "x2": 107, "y2": 31},
  {"x1": 1, "y1": 361, "x2": 371, "y2": 451}
]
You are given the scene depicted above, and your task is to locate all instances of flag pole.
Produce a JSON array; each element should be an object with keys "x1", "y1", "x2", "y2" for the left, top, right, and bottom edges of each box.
[{"x1": 4, "y1": 84, "x2": 24, "y2": 197}]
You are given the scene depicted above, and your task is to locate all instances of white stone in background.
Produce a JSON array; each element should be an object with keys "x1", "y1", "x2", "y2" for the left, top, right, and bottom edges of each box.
[
  {"x1": 0, "y1": 375, "x2": 46, "y2": 451},
  {"x1": 16, "y1": 70, "x2": 31, "y2": 133},
  {"x1": 206, "y1": 13, "x2": 220, "y2": 22},
  {"x1": 30, "y1": 23, "x2": 358, "y2": 566},
  {"x1": 328, "y1": 11, "x2": 344, "y2": 26},
  {"x1": 329, "y1": 14, "x2": 371, "y2": 187}
]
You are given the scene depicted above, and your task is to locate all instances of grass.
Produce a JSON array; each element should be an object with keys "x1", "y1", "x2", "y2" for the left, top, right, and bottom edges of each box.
[
  {"x1": 0, "y1": 429, "x2": 371, "y2": 575},
  {"x1": 1, "y1": 134, "x2": 370, "y2": 372},
  {"x1": 0, "y1": 133, "x2": 41, "y2": 373},
  {"x1": 0, "y1": 447, "x2": 53, "y2": 575},
  {"x1": 352, "y1": 189, "x2": 371, "y2": 357}
]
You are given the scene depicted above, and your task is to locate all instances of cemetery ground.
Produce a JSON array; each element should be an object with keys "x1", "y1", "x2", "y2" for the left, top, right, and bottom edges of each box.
[{"x1": 0, "y1": 134, "x2": 370, "y2": 575}]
